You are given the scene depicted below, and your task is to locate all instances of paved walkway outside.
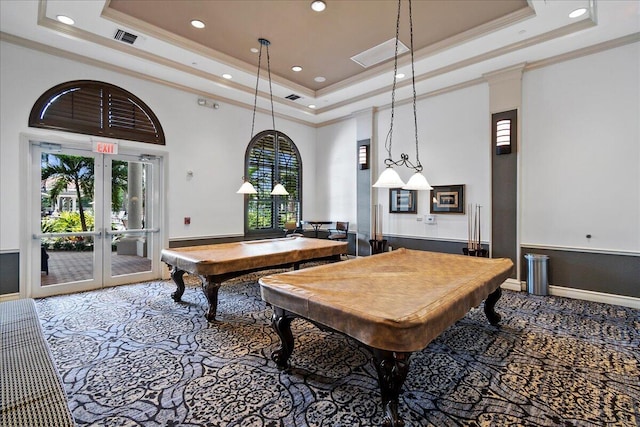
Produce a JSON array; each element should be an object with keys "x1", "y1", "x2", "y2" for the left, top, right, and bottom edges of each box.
[{"x1": 41, "y1": 250, "x2": 152, "y2": 286}]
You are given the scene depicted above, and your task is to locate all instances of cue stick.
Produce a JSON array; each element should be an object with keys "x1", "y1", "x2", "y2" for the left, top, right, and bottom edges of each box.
[
  {"x1": 467, "y1": 203, "x2": 472, "y2": 250},
  {"x1": 477, "y1": 204, "x2": 482, "y2": 252},
  {"x1": 474, "y1": 204, "x2": 479, "y2": 251}
]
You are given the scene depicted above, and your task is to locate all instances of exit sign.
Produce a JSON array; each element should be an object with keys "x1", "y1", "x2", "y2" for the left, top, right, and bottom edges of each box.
[{"x1": 93, "y1": 141, "x2": 118, "y2": 154}]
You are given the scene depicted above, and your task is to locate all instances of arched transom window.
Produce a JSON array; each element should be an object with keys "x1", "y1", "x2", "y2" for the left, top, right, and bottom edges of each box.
[
  {"x1": 244, "y1": 130, "x2": 302, "y2": 235},
  {"x1": 29, "y1": 80, "x2": 165, "y2": 145}
]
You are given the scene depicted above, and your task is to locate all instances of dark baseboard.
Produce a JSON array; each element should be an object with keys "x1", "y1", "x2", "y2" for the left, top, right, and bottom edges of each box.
[
  {"x1": 0, "y1": 252, "x2": 20, "y2": 295},
  {"x1": 169, "y1": 232, "x2": 357, "y2": 256},
  {"x1": 521, "y1": 247, "x2": 639, "y2": 298},
  {"x1": 383, "y1": 236, "x2": 481, "y2": 255}
]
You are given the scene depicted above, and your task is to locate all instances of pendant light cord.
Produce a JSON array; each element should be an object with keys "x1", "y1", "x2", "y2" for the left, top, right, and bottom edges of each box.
[
  {"x1": 408, "y1": 0, "x2": 422, "y2": 172},
  {"x1": 373, "y1": 0, "x2": 431, "y2": 189},
  {"x1": 265, "y1": 43, "x2": 276, "y2": 131},
  {"x1": 249, "y1": 39, "x2": 277, "y2": 137},
  {"x1": 384, "y1": 0, "x2": 402, "y2": 161},
  {"x1": 383, "y1": 0, "x2": 422, "y2": 173},
  {"x1": 249, "y1": 43, "x2": 263, "y2": 140}
]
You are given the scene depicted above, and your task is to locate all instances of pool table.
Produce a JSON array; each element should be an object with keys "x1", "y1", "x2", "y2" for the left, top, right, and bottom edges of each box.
[
  {"x1": 161, "y1": 236, "x2": 347, "y2": 321},
  {"x1": 259, "y1": 248, "x2": 513, "y2": 426}
]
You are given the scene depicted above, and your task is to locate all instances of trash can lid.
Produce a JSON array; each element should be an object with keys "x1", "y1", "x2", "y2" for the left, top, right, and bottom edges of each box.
[{"x1": 525, "y1": 254, "x2": 549, "y2": 260}]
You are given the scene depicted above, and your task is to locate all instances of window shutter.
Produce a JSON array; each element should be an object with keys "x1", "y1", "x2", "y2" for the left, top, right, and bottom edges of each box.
[
  {"x1": 36, "y1": 86, "x2": 103, "y2": 132},
  {"x1": 245, "y1": 131, "x2": 302, "y2": 234},
  {"x1": 29, "y1": 80, "x2": 165, "y2": 145}
]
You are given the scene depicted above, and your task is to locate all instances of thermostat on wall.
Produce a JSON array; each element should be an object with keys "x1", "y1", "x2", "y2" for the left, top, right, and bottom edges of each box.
[{"x1": 426, "y1": 215, "x2": 436, "y2": 225}]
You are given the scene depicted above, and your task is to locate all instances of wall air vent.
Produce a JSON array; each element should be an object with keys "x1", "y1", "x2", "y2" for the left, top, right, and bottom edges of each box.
[
  {"x1": 351, "y1": 38, "x2": 408, "y2": 68},
  {"x1": 285, "y1": 94, "x2": 301, "y2": 101},
  {"x1": 114, "y1": 29, "x2": 138, "y2": 45}
]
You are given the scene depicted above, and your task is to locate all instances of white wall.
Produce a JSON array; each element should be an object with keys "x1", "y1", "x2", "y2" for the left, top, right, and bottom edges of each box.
[
  {"x1": 521, "y1": 42, "x2": 640, "y2": 252},
  {"x1": 373, "y1": 84, "x2": 491, "y2": 242},
  {"x1": 314, "y1": 120, "x2": 358, "y2": 224},
  {"x1": 0, "y1": 41, "x2": 317, "y2": 251},
  {"x1": 2, "y1": 38, "x2": 638, "y2": 258}
]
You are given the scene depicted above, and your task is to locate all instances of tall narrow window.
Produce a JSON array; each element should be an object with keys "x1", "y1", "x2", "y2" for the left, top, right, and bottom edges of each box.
[{"x1": 244, "y1": 131, "x2": 302, "y2": 235}]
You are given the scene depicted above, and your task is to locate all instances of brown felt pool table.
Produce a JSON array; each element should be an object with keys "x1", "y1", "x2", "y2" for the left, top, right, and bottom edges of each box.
[
  {"x1": 161, "y1": 236, "x2": 347, "y2": 321},
  {"x1": 259, "y1": 248, "x2": 513, "y2": 427}
]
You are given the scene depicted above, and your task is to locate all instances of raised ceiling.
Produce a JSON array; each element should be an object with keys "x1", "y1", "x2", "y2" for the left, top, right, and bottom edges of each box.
[
  {"x1": 106, "y1": 0, "x2": 530, "y2": 91},
  {"x1": 0, "y1": 0, "x2": 638, "y2": 125}
]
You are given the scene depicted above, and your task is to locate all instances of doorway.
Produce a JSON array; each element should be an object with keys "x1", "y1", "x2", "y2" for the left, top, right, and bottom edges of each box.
[{"x1": 30, "y1": 142, "x2": 163, "y2": 298}]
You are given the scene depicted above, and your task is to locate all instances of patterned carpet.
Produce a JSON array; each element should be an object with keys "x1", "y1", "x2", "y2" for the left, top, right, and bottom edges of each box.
[{"x1": 36, "y1": 271, "x2": 640, "y2": 427}]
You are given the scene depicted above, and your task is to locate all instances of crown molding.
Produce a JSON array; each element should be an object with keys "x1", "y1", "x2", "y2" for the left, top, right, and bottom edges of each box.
[
  {"x1": 524, "y1": 32, "x2": 640, "y2": 71},
  {"x1": 0, "y1": 31, "x2": 312, "y2": 130}
]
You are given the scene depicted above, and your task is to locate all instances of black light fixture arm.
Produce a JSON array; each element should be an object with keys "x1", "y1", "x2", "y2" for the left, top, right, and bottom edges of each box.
[{"x1": 383, "y1": 153, "x2": 423, "y2": 172}]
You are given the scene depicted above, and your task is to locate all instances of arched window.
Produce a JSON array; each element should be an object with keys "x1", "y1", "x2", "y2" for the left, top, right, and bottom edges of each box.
[
  {"x1": 244, "y1": 130, "x2": 302, "y2": 235},
  {"x1": 29, "y1": 80, "x2": 165, "y2": 145}
]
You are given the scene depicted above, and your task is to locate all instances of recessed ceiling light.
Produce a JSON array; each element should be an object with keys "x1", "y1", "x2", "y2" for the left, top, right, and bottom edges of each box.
[
  {"x1": 569, "y1": 8, "x2": 587, "y2": 18},
  {"x1": 56, "y1": 15, "x2": 75, "y2": 25},
  {"x1": 308, "y1": 104, "x2": 317, "y2": 109},
  {"x1": 292, "y1": 66, "x2": 303, "y2": 72},
  {"x1": 311, "y1": 1, "x2": 326, "y2": 12},
  {"x1": 250, "y1": 47, "x2": 259, "y2": 53},
  {"x1": 191, "y1": 19, "x2": 205, "y2": 29},
  {"x1": 395, "y1": 73, "x2": 405, "y2": 79},
  {"x1": 222, "y1": 74, "x2": 233, "y2": 79},
  {"x1": 314, "y1": 76, "x2": 326, "y2": 83}
]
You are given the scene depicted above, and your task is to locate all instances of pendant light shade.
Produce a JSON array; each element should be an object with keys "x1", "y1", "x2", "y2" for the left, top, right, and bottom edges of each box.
[
  {"x1": 403, "y1": 172, "x2": 432, "y2": 191},
  {"x1": 270, "y1": 183, "x2": 289, "y2": 196},
  {"x1": 236, "y1": 179, "x2": 257, "y2": 194},
  {"x1": 373, "y1": 167, "x2": 405, "y2": 188}
]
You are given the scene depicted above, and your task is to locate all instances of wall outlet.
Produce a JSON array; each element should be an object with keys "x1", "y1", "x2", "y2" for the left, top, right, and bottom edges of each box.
[
  {"x1": 416, "y1": 216, "x2": 423, "y2": 222},
  {"x1": 184, "y1": 217, "x2": 191, "y2": 225}
]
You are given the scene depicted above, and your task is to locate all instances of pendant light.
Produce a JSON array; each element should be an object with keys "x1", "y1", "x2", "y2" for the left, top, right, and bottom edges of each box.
[
  {"x1": 373, "y1": 0, "x2": 432, "y2": 191},
  {"x1": 236, "y1": 178, "x2": 257, "y2": 194},
  {"x1": 237, "y1": 38, "x2": 288, "y2": 196}
]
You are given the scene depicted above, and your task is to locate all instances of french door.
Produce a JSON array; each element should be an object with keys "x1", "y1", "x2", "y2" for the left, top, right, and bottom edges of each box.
[{"x1": 30, "y1": 142, "x2": 162, "y2": 297}]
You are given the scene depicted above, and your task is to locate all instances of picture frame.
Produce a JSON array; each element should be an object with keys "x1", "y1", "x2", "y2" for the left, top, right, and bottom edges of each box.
[
  {"x1": 389, "y1": 188, "x2": 417, "y2": 213},
  {"x1": 430, "y1": 185, "x2": 465, "y2": 214}
]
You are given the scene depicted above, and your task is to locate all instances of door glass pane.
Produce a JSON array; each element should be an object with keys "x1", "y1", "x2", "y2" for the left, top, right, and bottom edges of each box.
[
  {"x1": 40, "y1": 153, "x2": 95, "y2": 285},
  {"x1": 110, "y1": 160, "x2": 152, "y2": 276},
  {"x1": 40, "y1": 236, "x2": 95, "y2": 285}
]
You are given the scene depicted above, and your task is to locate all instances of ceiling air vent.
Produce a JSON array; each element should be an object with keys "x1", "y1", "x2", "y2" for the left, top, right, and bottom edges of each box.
[
  {"x1": 351, "y1": 38, "x2": 408, "y2": 68},
  {"x1": 114, "y1": 29, "x2": 138, "y2": 45},
  {"x1": 285, "y1": 94, "x2": 301, "y2": 101}
]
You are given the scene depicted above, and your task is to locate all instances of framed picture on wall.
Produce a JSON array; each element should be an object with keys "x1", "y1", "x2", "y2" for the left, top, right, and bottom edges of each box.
[
  {"x1": 389, "y1": 188, "x2": 417, "y2": 213},
  {"x1": 430, "y1": 185, "x2": 465, "y2": 214}
]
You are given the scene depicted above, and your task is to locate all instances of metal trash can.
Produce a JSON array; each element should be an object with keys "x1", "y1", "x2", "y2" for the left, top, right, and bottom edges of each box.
[{"x1": 525, "y1": 254, "x2": 549, "y2": 296}]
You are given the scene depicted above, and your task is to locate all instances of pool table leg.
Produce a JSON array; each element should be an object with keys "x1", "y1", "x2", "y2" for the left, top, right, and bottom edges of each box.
[
  {"x1": 201, "y1": 276, "x2": 221, "y2": 322},
  {"x1": 270, "y1": 307, "x2": 296, "y2": 370},
  {"x1": 484, "y1": 287, "x2": 502, "y2": 325},
  {"x1": 372, "y1": 349, "x2": 411, "y2": 427},
  {"x1": 169, "y1": 267, "x2": 186, "y2": 302}
]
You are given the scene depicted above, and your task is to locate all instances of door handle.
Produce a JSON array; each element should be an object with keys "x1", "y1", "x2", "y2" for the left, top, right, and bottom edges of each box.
[{"x1": 34, "y1": 230, "x2": 102, "y2": 239}]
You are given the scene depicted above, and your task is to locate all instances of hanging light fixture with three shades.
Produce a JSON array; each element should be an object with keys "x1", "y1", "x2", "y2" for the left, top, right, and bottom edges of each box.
[
  {"x1": 373, "y1": 0, "x2": 432, "y2": 192},
  {"x1": 237, "y1": 38, "x2": 289, "y2": 196}
]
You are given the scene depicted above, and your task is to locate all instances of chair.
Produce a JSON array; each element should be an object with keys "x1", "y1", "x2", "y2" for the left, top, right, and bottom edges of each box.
[
  {"x1": 327, "y1": 221, "x2": 349, "y2": 241},
  {"x1": 41, "y1": 246, "x2": 49, "y2": 275},
  {"x1": 283, "y1": 220, "x2": 304, "y2": 237}
]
